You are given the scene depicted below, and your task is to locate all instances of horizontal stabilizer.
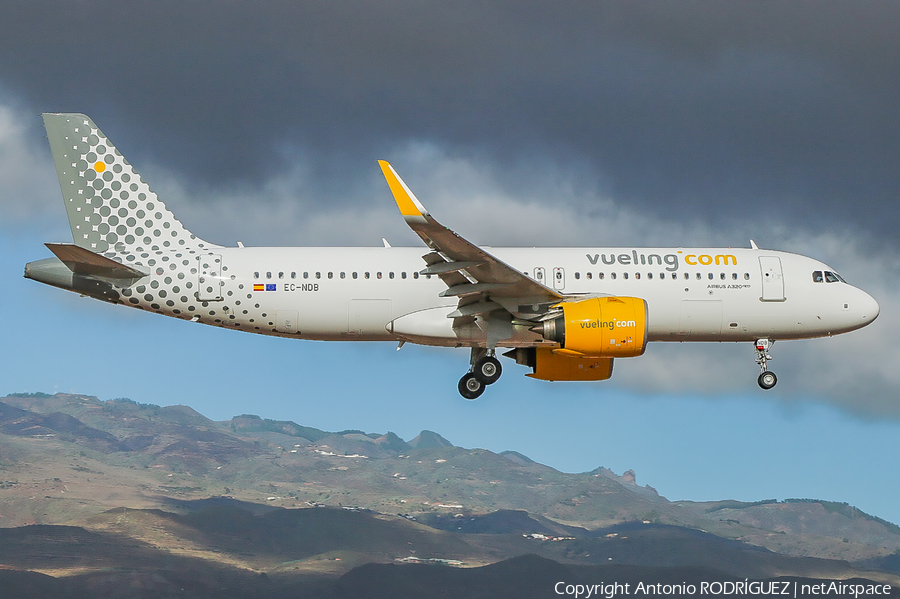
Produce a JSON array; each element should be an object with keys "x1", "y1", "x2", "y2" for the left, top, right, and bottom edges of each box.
[{"x1": 45, "y1": 243, "x2": 147, "y2": 279}]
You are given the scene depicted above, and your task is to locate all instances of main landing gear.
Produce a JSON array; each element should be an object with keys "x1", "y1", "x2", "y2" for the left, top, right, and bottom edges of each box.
[
  {"x1": 755, "y1": 338, "x2": 777, "y2": 390},
  {"x1": 458, "y1": 348, "x2": 503, "y2": 400}
]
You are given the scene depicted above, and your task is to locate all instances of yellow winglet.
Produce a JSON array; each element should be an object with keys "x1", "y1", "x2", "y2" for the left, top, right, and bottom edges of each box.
[{"x1": 378, "y1": 160, "x2": 429, "y2": 219}]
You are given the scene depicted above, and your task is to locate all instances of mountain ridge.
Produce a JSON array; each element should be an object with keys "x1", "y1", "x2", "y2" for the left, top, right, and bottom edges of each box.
[{"x1": 1, "y1": 390, "x2": 899, "y2": 592}]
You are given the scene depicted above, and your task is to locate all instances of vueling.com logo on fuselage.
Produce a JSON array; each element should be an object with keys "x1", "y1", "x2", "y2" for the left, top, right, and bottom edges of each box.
[
  {"x1": 579, "y1": 319, "x2": 636, "y2": 330},
  {"x1": 585, "y1": 251, "x2": 737, "y2": 271}
]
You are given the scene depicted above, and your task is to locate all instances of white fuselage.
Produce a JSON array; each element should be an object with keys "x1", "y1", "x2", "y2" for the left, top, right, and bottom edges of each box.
[{"x1": 122, "y1": 245, "x2": 877, "y2": 347}]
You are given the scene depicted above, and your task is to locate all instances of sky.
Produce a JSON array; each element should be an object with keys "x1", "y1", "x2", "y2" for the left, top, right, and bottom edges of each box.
[{"x1": 1, "y1": 2, "x2": 899, "y2": 524}]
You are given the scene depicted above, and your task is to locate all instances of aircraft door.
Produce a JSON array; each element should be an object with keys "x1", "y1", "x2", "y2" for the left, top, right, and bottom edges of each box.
[
  {"x1": 552, "y1": 267, "x2": 565, "y2": 290},
  {"x1": 197, "y1": 254, "x2": 224, "y2": 301},
  {"x1": 759, "y1": 256, "x2": 785, "y2": 301}
]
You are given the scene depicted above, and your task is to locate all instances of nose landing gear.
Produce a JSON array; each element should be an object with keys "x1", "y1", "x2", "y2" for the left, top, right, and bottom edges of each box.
[
  {"x1": 458, "y1": 348, "x2": 503, "y2": 400},
  {"x1": 755, "y1": 339, "x2": 777, "y2": 390}
]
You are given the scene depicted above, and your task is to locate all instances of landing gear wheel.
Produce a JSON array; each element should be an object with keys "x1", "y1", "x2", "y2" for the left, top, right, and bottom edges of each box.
[
  {"x1": 458, "y1": 373, "x2": 485, "y2": 400},
  {"x1": 473, "y1": 356, "x2": 502, "y2": 385},
  {"x1": 754, "y1": 339, "x2": 776, "y2": 390},
  {"x1": 758, "y1": 371, "x2": 777, "y2": 390}
]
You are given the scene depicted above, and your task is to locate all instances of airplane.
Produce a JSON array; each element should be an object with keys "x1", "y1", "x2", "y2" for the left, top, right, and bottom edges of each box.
[{"x1": 25, "y1": 113, "x2": 880, "y2": 399}]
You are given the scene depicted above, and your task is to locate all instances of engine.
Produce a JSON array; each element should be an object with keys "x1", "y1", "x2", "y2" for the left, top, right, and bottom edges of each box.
[{"x1": 531, "y1": 296, "x2": 648, "y2": 357}]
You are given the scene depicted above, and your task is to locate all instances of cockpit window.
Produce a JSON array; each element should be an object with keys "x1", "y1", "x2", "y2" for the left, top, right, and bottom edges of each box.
[
  {"x1": 812, "y1": 271, "x2": 823, "y2": 283},
  {"x1": 824, "y1": 271, "x2": 840, "y2": 283}
]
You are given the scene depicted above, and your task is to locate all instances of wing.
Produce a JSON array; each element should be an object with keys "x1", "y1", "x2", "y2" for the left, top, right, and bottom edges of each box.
[{"x1": 379, "y1": 161, "x2": 563, "y2": 328}]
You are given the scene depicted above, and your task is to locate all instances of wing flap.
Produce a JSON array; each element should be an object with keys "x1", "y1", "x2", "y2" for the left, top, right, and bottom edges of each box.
[
  {"x1": 420, "y1": 260, "x2": 484, "y2": 275},
  {"x1": 439, "y1": 282, "x2": 508, "y2": 298},
  {"x1": 446, "y1": 300, "x2": 504, "y2": 319}
]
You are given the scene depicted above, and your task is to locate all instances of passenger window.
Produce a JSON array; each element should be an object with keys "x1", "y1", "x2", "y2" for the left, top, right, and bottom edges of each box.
[
  {"x1": 413, "y1": 272, "x2": 419, "y2": 279},
  {"x1": 377, "y1": 272, "x2": 382, "y2": 279},
  {"x1": 635, "y1": 273, "x2": 640, "y2": 279},
  {"x1": 303, "y1": 272, "x2": 309, "y2": 279},
  {"x1": 812, "y1": 271, "x2": 824, "y2": 283},
  {"x1": 253, "y1": 271, "x2": 259, "y2": 279},
  {"x1": 732, "y1": 273, "x2": 737, "y2": 280},
  {"x1": 696, "y1": 273, "x2": 701, "y2": 280},
  {"x1": 599, "y1": 273, "x2": 605, "y2": 280},
  {"x1": 266, "y1": 272, "x2": 272, "y2": 279},
  {"x1": 611, "y1": 273, "x2": 617, "y2": 280},
  {"x1": 744, "y1": 273, "x2": 750, "y2": 280},
  {"x1": 671, "y1": 273, "x2": 677, "y2": 279},
  {"x1": 327, "y1": 272, "x2": 333, "y2": 279},
  {"x1": 574, "y1": 272, "x2": 580, "y2": 280},
  {"x1": 684, "y1": 273, "x2": 689, "y2": 280},
  {"x1": 708, "y1": 273, "x2": 713, "y2": 280},
  {"x1": 291, "y1": 272, "x2": 296, "y2": 279},
  {"x1": 365, "y1": 272, "x2": 370, "y2": 279},
  {"x1": 401, "y1": 272, "x2": 407, "y2": 279},
  {"x1": 824, "y1": 271, "x2": 839, "y2": 283},
  {"x1": 648, "y1": 273, "x2": 653, "y2": 279},
  {"x1": 352, "y1": 272, "x2": 358, "y2": 279},
  {"x1": 316, "y1": 272, "x2": 321, "y2": 279},
  {"x1": 340, "y1": 272, "x2": 345, "y2": 279},
  {"x1": 389, "y1": 272, "x2": 395, "y2": 279},
  {"x1": 587, "y1": 272, "x2": 592, "y2": 280},
  {"x1": 720, "y1": 273, "x2": 725, "y2": 280}
]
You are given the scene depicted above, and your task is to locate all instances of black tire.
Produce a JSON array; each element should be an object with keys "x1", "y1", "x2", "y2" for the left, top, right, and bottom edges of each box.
[
  {"x1": 458, "y1": 373, "x2": 485, "y2": 400},
  {"x1": 473, "y1": 356, "x2": 502, "y2": 385},
  {"x1": 758, "y1": 371, "x2": 777, "y2": 390}
]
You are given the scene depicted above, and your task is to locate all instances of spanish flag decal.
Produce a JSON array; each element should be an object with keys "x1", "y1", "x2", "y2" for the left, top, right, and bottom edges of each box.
[{"x1": 253, "y1": 284, "x2": 264, "y2": 291}]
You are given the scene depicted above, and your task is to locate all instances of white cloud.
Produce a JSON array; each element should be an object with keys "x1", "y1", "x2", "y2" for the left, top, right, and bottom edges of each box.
[
  {"x1": 136, "y1": 140, "x2": 732, "y2": 250},
  {"x1": 144, "y1": 162, "x2": 409, "y2": 249},
  {"x1": 0, "y1": 100, "x2": 60, "y2": 223}
]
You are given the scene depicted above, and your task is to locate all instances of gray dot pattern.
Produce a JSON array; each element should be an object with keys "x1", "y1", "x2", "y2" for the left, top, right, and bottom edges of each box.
[{"x1": 46, "y1": 114, "x2": 215, "y2": 255}]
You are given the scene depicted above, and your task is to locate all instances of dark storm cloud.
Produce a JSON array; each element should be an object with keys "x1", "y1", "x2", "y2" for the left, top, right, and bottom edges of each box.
[{"x1": 1, "y1": 1, "x2": 898, "y2": 238}]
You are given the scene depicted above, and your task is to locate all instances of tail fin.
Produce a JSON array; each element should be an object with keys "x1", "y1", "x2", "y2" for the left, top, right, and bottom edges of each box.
[{"x1": 42, "y1": 113, "x2": 216, "y2": 253}]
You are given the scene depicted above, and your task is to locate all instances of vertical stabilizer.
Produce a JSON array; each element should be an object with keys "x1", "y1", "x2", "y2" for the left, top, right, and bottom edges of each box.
[{"x1": 42, "y1": 113, "x2": 216, "y2": 253}]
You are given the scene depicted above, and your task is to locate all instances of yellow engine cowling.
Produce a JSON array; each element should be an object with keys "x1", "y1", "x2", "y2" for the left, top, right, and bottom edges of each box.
[
  {"x1": 534, "y1": 296, "x2": 648, "y2": 357},
  {"x1": 528, "y1": 348, "x2": 614, "y2": 381}
]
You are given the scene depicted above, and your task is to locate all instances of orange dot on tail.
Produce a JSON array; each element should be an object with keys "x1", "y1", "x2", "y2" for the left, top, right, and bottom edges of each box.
[{"x1": 94, "y1": 161, "x2": 105, "y2": 173}]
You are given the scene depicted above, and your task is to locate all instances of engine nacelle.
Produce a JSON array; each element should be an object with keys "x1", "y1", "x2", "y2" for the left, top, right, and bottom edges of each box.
[
  {"x1": 504, "y1": 347, "x2": 614, "y2": 381},
  {"x1": 533, "y1": 296, "x2": 648, "y2": 357}
]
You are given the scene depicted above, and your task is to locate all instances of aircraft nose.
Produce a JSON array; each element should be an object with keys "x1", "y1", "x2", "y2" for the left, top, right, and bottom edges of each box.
[{"x1": 860, "y1": 290, "x2": 880, "y2": 323}]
